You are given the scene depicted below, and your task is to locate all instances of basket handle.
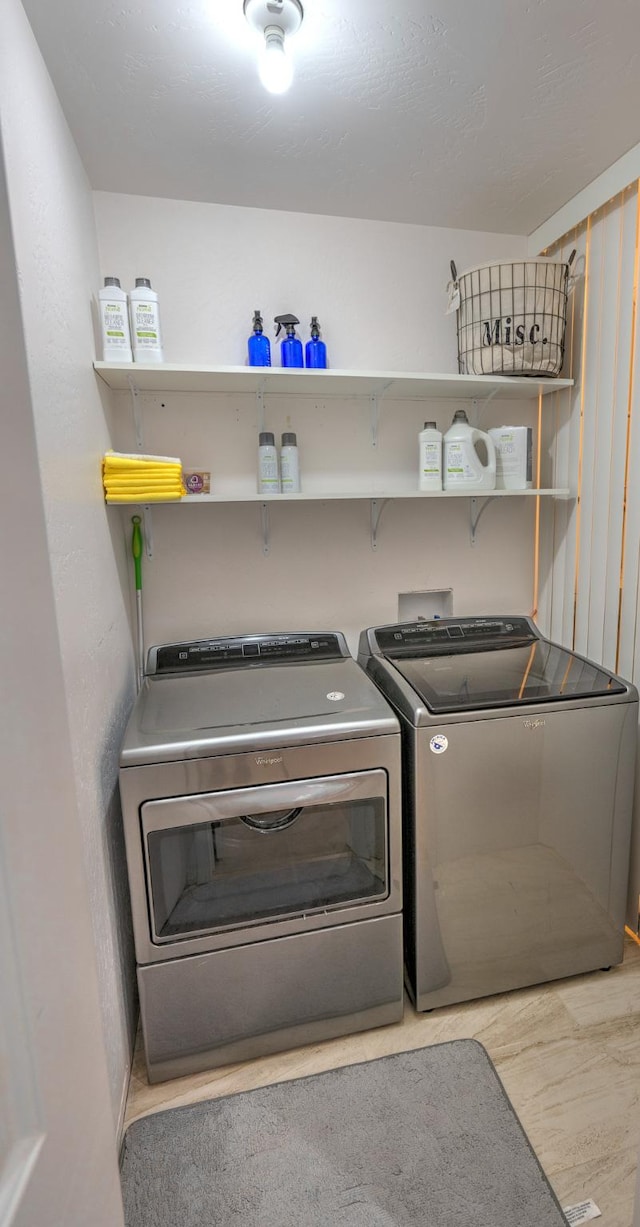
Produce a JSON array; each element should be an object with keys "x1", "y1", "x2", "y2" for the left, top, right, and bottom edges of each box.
[
  {"x1": 566, "y1": 248, "x2": 579, "y2": 295},
  {"x1": 446, "y1": 260, "x2": 460, "y2": 314}
]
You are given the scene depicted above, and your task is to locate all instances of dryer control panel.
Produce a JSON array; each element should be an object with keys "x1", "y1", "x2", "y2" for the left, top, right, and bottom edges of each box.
[{"x1": 148, "y1": 632, "x2": 349, "y2": 674}]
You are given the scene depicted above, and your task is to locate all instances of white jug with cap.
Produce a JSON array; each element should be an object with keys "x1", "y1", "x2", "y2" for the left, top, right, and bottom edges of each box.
[{"x1": 443, "y1": 409, "x2": 497, "y2": 492}]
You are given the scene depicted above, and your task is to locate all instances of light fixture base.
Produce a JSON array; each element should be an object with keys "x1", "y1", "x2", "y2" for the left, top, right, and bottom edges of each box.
[{"x1": 243, "y1": 0, "x2": 303, "y2": 39}]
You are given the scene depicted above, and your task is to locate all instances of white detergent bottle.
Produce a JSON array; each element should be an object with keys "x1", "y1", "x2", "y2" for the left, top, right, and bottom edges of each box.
[
  {"x1": 444, "y1": 409, "x2": 496, "y2": 492},
  {"x1": 130, "y1": 277, "x2": 164, "y2": 363},
  {"x1": 99, "y1": 277, "x2": 132, "y2": 362},
  {"x1": 418, "y1": 421, "x2": 443, "y2": 491}
]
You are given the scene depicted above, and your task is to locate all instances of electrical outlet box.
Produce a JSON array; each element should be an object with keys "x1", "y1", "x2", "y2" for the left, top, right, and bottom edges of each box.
[{"x1": 398, "y1": 589, "x2": 453, "y2": 622}]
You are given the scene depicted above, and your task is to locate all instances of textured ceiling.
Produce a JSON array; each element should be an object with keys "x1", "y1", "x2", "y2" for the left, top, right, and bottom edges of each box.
[{"x1": 21, "y1": 0, "x2": 640, "y2": 234}]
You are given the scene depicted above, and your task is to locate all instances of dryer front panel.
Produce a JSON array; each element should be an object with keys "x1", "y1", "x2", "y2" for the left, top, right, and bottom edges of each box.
[
  {"x1": 119, "y1": 734, "x2": 402, "y2": 964},
  {"x1": 142, "y1": 771, "x2": 389, "y2": 945}
]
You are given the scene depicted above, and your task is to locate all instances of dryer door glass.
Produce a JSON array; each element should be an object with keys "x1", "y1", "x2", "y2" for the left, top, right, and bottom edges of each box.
[{"x1": 141, "y1": 770, "x2": 388, "y2": 942}]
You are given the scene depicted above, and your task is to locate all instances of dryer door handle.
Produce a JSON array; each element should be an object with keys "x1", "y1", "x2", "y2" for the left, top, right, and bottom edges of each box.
[{"x1": 141, "y1": 769, "x2": 388, "y2": 835}]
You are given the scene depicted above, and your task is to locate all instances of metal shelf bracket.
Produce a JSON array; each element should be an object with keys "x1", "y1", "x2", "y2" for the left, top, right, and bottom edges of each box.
[
  {"x1": 370, "y1": 498, "x2": 389, "y2": 550},
  {"x1": 260, "y1": 502, "x2": 270, "y2": 555},
  {"x1": 472, "y1": 389, "x2": 499, "y2": 425},
  {"x1": 141, "y1": 506, "x2": 154, "y2": 559},
  {"x1": 370, "y1": 392, "x2": 380, "y2": 448},
  {"x1": 127, "y1": 375, "x2": 143, "y2": 450},
  {"x1": 370, "y1": 381, "x2": 392, "y2": 447},
  {"x1": 469, "y1": 496, "x2": 497, "y2": 546},
  {"x1": 256, "y1": 383, "x2": 266, "y2": 433},
  {"x1": 125, "y1": 376, "x2": 153, "y2": 557}
]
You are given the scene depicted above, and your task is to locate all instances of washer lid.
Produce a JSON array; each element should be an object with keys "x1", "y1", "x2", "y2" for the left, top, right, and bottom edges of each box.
[
  {"x1": 120, "y1": 656, "x2": 398, "y2": 765},
  {"x1": 388, "y1": 639, "x2": 626, "y2": 714}
]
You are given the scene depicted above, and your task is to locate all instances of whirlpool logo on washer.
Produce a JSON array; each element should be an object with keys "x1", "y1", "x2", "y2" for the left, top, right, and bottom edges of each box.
[
  {"x1": 255, "y1": 754, "x2": 284, "y2": 767},
  {"x1": 523, "y1": 718, "x2": 545, "y2": 730}
]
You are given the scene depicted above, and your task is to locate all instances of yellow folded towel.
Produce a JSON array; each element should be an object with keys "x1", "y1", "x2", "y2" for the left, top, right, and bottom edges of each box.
[
  {"x1": 102, "y1": 450, "x2": 185, "y2": 503},
  {"x1": 105, "y1": 477, "x2": 184, "y2": 490},
  {"x1": 104, "y1": 450, "x2": 181, "y2": 467},
  {"x1": 105, "y1": 490, "x2": 184, "y2": 504},
  {"x1": 103, "y1": 463, "x2": 180, "y2": 473},
  {"x1": 104, "y1": 461, "x2": 181, "y2": 473}
]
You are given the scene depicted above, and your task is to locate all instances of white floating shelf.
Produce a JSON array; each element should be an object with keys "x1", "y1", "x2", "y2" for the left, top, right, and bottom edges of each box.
[
  {"x1": 106, "y1": 488, "x2": 571, "y2": 506},
  {"x1": 95, "y1": 362, "x2": 573, "y2": 400}
]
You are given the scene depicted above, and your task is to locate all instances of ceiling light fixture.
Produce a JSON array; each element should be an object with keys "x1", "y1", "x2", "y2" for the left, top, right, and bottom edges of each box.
[{"x1": 243, "y1": 0, "x2": 303, "y2": 95}]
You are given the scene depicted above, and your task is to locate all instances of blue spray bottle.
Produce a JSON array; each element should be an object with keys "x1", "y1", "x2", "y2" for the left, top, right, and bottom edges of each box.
[
  {"x1": 248, "y1": 310, "x2": 271, "y2": 366},
  {"x1": 274, "y1": 314, "x2": 303, "y2": 368},
  {"x1": 305, "y1": 316, "x2": 327, "y2": 368}
]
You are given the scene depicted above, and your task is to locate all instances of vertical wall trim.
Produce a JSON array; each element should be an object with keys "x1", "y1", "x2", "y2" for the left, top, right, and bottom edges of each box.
[
  {"x1": 532, "y1": 392, "x2": 543, "y2": 618},
  {"x1": 615, "y1": 183, "x2": 640, "y2": 671},
  {"x1": 572, "y1": 216, "x2": 592, "y2": 647}
]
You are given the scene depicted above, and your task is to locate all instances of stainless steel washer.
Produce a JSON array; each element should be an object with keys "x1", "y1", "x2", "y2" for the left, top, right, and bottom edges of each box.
[
  {"x1": 358, "y1": 616, "x2": 638, "y2": 1012},
  {"x1": 119, "y1": 631, "x2": 403, "y2": 1082}
]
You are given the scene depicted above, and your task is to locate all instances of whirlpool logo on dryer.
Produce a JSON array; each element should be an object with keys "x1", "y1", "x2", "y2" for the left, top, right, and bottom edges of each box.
[
  {"x1": 523, "y1": 718, "x2": 545, "y2": 730},
  {"x1": 255, "y1": 754, "x2": 284, "y2": 766}
]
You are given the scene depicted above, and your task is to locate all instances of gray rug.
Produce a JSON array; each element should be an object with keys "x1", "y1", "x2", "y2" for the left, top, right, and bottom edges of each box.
[{"x1": 121, "y1": 1040, "x2": 567, "y2": 1226}]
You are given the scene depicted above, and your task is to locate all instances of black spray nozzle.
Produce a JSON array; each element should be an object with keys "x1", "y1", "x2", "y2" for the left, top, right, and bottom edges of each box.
[
  {"x1": 310, "y1": 316, "x2": 321, "y2": 337},
  {"x1": 252, "y1": 309, "x2": 264, "y2": 333},
  {"x1": 274, "y1": 313, "x2": 300, "y2": 338}
]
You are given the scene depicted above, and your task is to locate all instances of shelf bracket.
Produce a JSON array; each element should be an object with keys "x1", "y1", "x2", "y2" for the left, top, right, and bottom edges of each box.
[
  {"x1": 370, "y1": 381, "x2": 392, "y2": 448},
  {"x1": 127, "y1": 375, "x2": 144, "y2": 450},
  {"x1": 260, "y1": 502, "x2": 270, "y2": 555},
  {"x1": 370, "y1": 393, "x2": 380, "y2": 448},
  {"x1": 472, "y1": 388, "x2": 499, "y2": 425},
  {"x1": 370, "y1": 498, "x2": 389, "y2": 550},
  {"x1": 256, "y1": 383, "x2": 266, "y2": 434},
  {"x1": 142, "y1": 506, "x2": 154, "y2": 559},
  {"x1": 469, "y1": 496, "x2": 497, "y2": 546}
]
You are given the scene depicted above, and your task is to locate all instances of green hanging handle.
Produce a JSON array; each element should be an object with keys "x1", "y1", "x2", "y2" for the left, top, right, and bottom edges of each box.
[{"x1": 131, "y1": 515, "x2": 143, "y2": 591}]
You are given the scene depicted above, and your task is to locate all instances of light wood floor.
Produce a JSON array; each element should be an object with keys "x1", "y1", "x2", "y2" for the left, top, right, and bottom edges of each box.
[{"x1": 125, "y1": 937, "x2": 640, "y2": 1225}]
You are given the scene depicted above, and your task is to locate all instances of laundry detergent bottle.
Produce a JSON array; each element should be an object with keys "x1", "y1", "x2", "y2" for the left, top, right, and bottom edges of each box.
[{"x1": 443, "y1": 409, "x2": 496, "y2": 492}]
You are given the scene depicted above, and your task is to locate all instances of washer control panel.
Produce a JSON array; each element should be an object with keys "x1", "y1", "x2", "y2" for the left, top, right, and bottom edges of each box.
[{"x1": 374, "y1": 617, "x2": 537, "y2": 658}]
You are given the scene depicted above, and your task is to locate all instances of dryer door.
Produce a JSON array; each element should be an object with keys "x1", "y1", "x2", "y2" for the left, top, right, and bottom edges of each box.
[{"x1": 141, "y1": 770, "x2": 389, "y2": 943}]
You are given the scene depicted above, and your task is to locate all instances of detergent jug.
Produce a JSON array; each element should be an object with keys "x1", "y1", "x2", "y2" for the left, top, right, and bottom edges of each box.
[{"x1": 443, "y1": 409, "x2": 496, "y2": 492}]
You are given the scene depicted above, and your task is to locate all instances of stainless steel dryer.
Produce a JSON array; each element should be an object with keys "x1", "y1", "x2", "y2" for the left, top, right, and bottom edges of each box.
[
  {"x1": 358, "y1": 616, "x2": 637, "y2": 1012},
  {"x1": 119, "y1": 631, "x2": 403, "y2": 1082}
]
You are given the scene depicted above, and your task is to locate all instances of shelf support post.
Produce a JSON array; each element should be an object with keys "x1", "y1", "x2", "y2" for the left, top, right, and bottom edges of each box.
[
  {"x1": 256, "y1": 383, "x2": 266, "y2": 434},
  {"x1": 141, "y1": 506, "x2": 154, "y2": 559},
  {"x1": 469, "y1": 496, "x2": 496, "y2": 546},
  {"x1": 126, "y1": 377, "x2": 154, "y2": 557},
  {"x1": 370, "y1": 392, "x2": 380, "y2": 448},
  {"x1": 370, "y1": 498, "x2": 389, "y2": 550},
  {"x1": 127, "y1": 375, "x2": 144, "y2": 450},
  {"x1": 260, "y1": 502, "x2": 270, "y2": 555},
  {"x1": 369, "y1": 381, "x2": 392, "y2": 447},
  {"x1": 472, "y1": 388, "x2": 499, "y2": 425}
]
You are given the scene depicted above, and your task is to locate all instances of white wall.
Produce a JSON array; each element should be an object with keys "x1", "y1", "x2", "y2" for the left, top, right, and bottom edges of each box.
[
  {"x1": 94, "y1": 193, "x2": 527, "y2": 371},
  {"x1": 0, "y1": 0, "x2": 136, "y2": 1131},
  {"x1": 0, "y1": 60, "x2": 124, "y2": 1227},
  {"x1": 94, "y1": 192, "x2": 536, "y2": 653}
]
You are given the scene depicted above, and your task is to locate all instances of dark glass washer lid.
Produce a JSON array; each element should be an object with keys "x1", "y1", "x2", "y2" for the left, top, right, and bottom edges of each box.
[{"x1": 390, "y1": 640, "x2": 625, "y2": 714}]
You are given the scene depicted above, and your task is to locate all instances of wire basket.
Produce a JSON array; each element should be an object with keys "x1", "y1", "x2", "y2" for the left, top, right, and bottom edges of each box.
[{"x1": 450, "y1": 254, "x2": 575, "y2": 377}]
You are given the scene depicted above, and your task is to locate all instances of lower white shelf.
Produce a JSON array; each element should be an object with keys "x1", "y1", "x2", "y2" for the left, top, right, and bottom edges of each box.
[
  {"x1": 106, "y1": 487, "x2": 570, "y2": 507},
  {"x1": 109, "y1": 487, "x2": 572, "y2": 555},
  {"x1": 175, "y1": 487, "x2": 571, "y2": 504}
]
